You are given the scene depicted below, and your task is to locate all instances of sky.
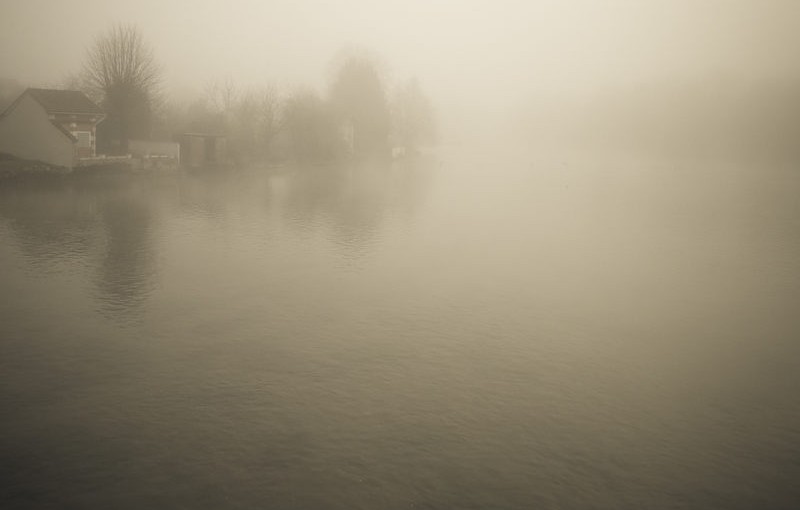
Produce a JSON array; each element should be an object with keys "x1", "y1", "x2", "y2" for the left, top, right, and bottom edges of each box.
[{"x1": 2, "y1": 0, "x2": 799, "y2": 119}]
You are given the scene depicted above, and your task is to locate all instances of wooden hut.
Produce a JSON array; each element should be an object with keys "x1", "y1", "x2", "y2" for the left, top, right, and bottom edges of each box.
[{"x1": 177, "y1": 133, "x2": 227, "y2": 169}]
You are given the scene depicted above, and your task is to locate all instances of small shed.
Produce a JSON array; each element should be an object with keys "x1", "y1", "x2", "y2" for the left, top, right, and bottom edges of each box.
[
  {"x1": 129, "y1": 139, "x2": 180, "y2": 160},
  {"x1": 177, "y1": 133, "x2": 227, "y2": 169}
]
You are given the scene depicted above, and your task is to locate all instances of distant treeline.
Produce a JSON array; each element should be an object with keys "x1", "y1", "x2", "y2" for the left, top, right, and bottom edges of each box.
[
  {"x1": 161, "y1": 58, "x2": 437, "y2": 165},
  {"x1": 1, "y1": 24, "x2": 438, "y2": 165}
]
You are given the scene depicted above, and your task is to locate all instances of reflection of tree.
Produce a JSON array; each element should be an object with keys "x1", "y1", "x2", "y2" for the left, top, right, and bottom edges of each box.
[
  {"x1": 175, "y1": 170, "x2": 274, "y2": 225},
  {"x1": 281, "y1": 157, "x2": 433, "y2": 255},
  {"x1": 97, "y1": 193, "x2": 156, "y2": 316},
  {"x1": 0, "y1": 182, "x2": 160, "y2": 320}
]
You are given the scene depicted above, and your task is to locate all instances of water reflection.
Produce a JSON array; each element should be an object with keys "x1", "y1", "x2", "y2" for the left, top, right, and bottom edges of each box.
[
  {"x1": 1, "y1": 153, "x2": 799, "y2": 509},
  {"x1": 97, "y1": 195, "x2": 157, "y2": 316},
  {"x1": 0, "y1": 158, "x2": 434, "y2": 317},
  {"x1": 0, "y1": 184, "x2": 99, "y2": 272},
  {"x1": 0, "y1": 180, "x2": 162, "y2": 321},
  {"x1": 175, "y1": 170, "x2": 274, "y2": 225},
  {"x1": 281, "y1": 157, "x2": 433, "y2": 255}
]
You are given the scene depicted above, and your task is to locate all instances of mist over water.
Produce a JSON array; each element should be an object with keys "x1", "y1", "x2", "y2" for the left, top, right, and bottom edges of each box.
[
  {"x1": 3, "y1": 0, "x2": 800, "y2": 507},
  {"x1": 1, "y1": 149, "x2": 799, "y2": 508}
]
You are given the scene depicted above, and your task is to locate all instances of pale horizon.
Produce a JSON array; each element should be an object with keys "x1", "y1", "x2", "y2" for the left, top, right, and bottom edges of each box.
[{"x1": 2, "y1": 0, "x2": 799, "y2": 114}]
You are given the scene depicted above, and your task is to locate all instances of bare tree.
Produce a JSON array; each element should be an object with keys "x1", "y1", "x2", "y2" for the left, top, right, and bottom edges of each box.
[
  {"x1": 201, "y1": 80, "x2": 284, "y2": 163},
  {"x1": 83, "y1": 24, "x2": 161, "y2": 153},
  {"x1": 392, "y1": 78, "x2": 437, "y2": 151},
  {"x1": 328, "y1": 53, "x2": 391, "y2": 156},
  {"x1": 283, "y1": 89, "x2": 341, "y2": 162},
  {"x1": 205, "y1": 78, "x2": 239, "y2": 118},
  {"x1": 252, "y1": 85, "x2": 284, "y2": 158}
]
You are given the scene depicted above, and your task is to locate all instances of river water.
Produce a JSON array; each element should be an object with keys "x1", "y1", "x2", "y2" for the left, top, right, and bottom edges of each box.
[{"x1": 1, "y1": 149, "x2": 799, "y2": 509}]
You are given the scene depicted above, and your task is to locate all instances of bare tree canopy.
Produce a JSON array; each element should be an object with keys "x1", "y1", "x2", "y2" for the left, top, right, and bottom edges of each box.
[
  {"x1": 328, "y1": 55, "x2": 390, "y2": 155},
  {"x1": 393, "y1": 78, "x2": 437, "y2": 150},
  {"x1": 283, "y1": 89, "x2": 341, "y2": 162},
  {"x1": 82, "y1": 24, "x2": 161, "y2": 152}
]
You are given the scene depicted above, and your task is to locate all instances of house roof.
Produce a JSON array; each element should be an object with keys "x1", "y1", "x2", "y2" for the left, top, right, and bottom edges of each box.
[
  {"x1": 0, "y1": 88, "x2": 104, "y2": 144},
  {"x1": 25, "y1": 88, "x2": 104, "y2": 116},
  {"x1": 51, "y1": 122, "x2": 77, "y2": 142}
]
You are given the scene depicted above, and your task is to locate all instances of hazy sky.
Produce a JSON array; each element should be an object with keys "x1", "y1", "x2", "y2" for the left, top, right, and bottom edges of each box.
[{"x1": 2, "y1": 0, "x2": 799, "y2": 113}]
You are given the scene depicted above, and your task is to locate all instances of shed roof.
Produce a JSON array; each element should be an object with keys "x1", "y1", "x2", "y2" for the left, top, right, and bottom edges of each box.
[
  {"x1": 26, "y1": 88, "x2": 104, "y2": 116},
  {"x1": 179, "y1": 132, "x2": 227, "y2": 138}
]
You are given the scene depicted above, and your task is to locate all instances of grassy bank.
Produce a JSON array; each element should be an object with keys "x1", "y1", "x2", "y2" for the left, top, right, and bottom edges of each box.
[{"x1": 0, "y1": 152, "x2": 141, "y2": 183}]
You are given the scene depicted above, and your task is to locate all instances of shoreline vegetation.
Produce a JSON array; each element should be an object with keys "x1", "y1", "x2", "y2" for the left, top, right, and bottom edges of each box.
[
  {"x1": 1, "y1": 24, "x2": 439, "y2": 174},
  {"x1": 0, "y1": 148, "x2": 437, "y2": 186},
  {"x1": 0, "y1": 152, "x2": 143, "y2": 183}
]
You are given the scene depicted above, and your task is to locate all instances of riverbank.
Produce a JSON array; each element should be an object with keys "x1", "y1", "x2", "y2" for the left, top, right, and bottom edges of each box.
[
  {"x1": 0, "y1": 153, "x2": 70, "y2": 181},
  {"x1": 0, "y1": 153, "x2": 130, "y2": 181},
  {"x1": 0, "y1": 152, "x2": 168, "y2": 184}
]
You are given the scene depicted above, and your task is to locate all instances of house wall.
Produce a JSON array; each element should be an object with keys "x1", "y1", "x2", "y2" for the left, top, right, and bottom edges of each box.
[
  {"x1": 51, "y1": 115, "x2": 101, "y2": 158},
  {"x1": 179, "y1": 136, "x2": 227, "y2": 168},
  {"x1": 129, "y1": 139, "x2": 180, "y2": 160},
  {"x1": 0, "y1": 94, "x2": 75, "y2": 167},
  {"x1": 179, "y1": 137, "x2": 204, "y2": 167},
  {"x1": 212, "y1": 137, "x2": 227, "y2": 163}
]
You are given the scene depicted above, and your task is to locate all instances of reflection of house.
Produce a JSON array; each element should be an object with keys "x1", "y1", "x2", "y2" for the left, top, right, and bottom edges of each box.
[
  {"x1": 177, "y1": 133, "x2": 226, "y2": 168},
  {"x1": 0, "y1": 88, "x2": 105, "y2": 168}
]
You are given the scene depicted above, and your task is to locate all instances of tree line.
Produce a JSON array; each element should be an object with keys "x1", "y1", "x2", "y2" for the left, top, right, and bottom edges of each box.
[{"x1": 75, "y1": 24, "x2": 437, "y2": 163}]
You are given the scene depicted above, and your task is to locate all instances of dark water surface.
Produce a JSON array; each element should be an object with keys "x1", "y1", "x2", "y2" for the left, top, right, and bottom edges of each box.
[{"x1": 1, "y1": 151, "x2": 799, "y2": 509}]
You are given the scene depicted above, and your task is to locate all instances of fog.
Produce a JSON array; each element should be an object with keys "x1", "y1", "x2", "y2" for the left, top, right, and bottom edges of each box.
[
  {"x1": 3, "y1": 0, "x2": 799, "y2": 154},
  {"x1": 2, "y1": 2, "x2": 800, "y2": 509}
]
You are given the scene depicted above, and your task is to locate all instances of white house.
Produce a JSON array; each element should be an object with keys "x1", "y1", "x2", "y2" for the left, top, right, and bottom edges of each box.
[{"x1": 0, "y1": 88, "x2": 105, "y2": 168}]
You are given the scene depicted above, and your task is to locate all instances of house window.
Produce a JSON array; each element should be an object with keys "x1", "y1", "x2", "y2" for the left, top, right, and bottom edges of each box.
[{"x1": 73, "y1": 131, "x2": 92, "y2": 149}]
